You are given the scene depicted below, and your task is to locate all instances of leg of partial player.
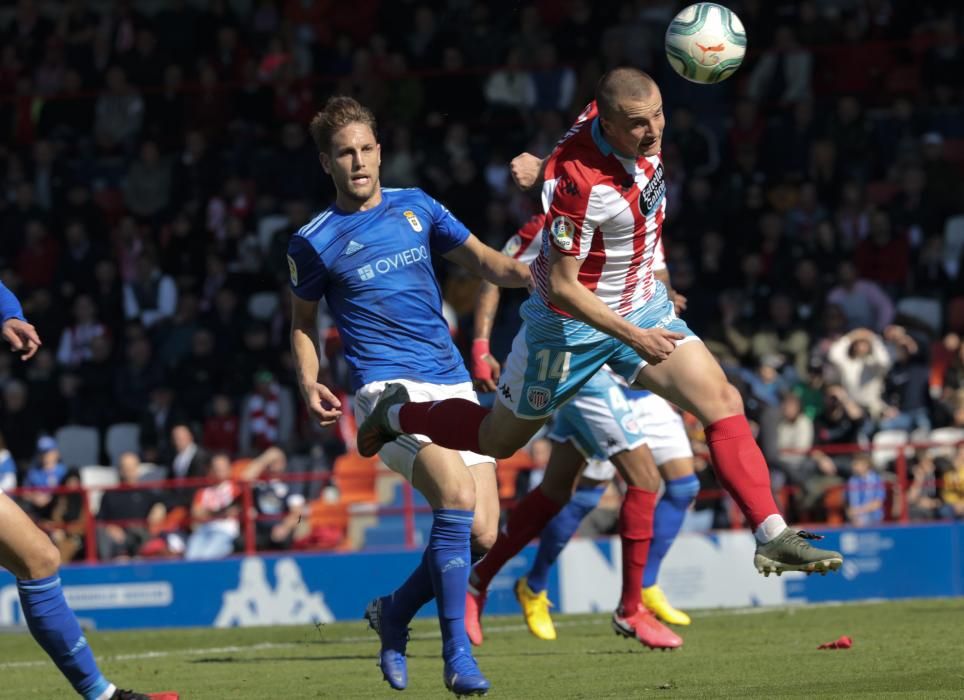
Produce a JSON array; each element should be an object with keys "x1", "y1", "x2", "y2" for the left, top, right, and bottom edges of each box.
[
  {"x1": 365, "y1": 445, "x2": 489, "y2": 695},
  {"x1": 0, "y1": 493, "x2": 176, "y2": 700},
  {"x1": 607, "y1": 445, "x2": 683, "y2": 650},
  {"x1": 463, "y1": 439, "x2": 585, "y2": 646},
  {"x1": 635, "y1": 341, "x2": 843, "y2": 575},
  {"x1": 642, "y1": 458, "x2": 699, "y2": 626}
]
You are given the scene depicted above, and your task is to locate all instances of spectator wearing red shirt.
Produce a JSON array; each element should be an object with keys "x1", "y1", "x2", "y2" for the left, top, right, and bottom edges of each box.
[{"x1": 203, "y1": 394, "x2": 239, "y2": 457}]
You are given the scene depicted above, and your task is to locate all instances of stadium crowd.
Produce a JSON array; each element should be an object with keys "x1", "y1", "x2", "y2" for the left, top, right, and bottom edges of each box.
[{"x1": 0, "y1": 0, "x2": 963, "y2": 561}]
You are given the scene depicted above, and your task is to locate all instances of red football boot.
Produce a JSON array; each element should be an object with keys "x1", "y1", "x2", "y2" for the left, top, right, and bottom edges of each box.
[
  {"x1": 611, "y1": 605, "x2": 683, "y2": 650},
  {"x1": 464, "y1": 584, "x2": 487, "y2": 646}
]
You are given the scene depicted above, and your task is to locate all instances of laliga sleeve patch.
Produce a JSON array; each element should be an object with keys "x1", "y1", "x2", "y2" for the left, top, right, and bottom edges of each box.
[
  {"x1": 550, "y1": 216, "x2": 576, "y2": 251},
  {"x1": 502, "y1": 234, "x2": 522, "y2": 257},
  {"x1": 287, "y1": 254, "x2": 299, "y2": 286}
]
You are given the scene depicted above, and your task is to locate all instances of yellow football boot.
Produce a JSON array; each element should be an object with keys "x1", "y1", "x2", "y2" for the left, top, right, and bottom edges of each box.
[
  {"x1": 514, "y1": 577, "x2": 557, "y2": 640},
  {"x1": 642, "y1": 585, "x2": 691, "y2": 626}
]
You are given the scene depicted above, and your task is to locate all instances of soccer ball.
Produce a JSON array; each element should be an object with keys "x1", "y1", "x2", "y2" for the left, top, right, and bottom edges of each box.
[{"x1": 665, "y1": 3, "x2": 747, "y2": 84}]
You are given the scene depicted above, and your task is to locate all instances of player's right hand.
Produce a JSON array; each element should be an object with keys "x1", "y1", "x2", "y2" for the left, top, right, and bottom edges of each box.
[
  {"x1": 632, "y1": 328, "x2": 685, "y2": 365},
  {"x1": 303, "y1": 382, "x2": 343, "y2": 426},
  {"x1": 510, "y1": 152, "x2": 544, "y2": 191},
  {"x1": 471, "y1": 338, "x2": 501, "y2": 392},
  {"x1": 2, "y1": 318, "x2": 41, "y2": 360}
]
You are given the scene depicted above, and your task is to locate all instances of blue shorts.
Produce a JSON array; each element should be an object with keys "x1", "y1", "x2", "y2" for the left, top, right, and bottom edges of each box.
[
  {"x1": 548, "y1": 370, "x2": 646, "y2": 461},
  {"x1": 496, "y1": 281, "x2": 697, "y2": 419}
]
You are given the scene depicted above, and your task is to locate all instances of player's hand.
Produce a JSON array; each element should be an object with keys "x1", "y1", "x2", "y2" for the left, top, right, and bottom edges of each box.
[
  {"x1": 303, "y1": 382, "x2": 343, "y2": 427},
  {"x1": 632, "y1": 328, "x2": 685, "y2": 365},
  {"x1": 2, "y1": 318, "x2": 41, "y2": 360},
  {"x1": 671, "y1": 291, "x2": 688, "y2": 314},
  {"x1": 471, "y1": 338, "x2": 501, "y2": 392},
  {"x1": 510, "y1": 152, "x2": 544, "y2": 191}
]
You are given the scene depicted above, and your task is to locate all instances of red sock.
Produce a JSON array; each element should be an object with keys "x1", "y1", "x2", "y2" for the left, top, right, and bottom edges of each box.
[
  {"x1": 704, "y1": 414, "x2": 780, "y2": 529},
  {"x1": 398, "y1": 399, "x2": 490, "y2": 453},
  {"x1": 472, "y1": 487, "x2": 563, "y2": 590},
  {"x1": 619, "y1": 486, "x2": 656, "y2": 613}
]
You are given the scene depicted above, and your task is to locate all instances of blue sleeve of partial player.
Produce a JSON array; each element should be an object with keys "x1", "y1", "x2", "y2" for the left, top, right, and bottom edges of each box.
[
  {"x1": 0, "y1": 281, "x2": 26, "y2": 323},
  {"x1": 423, "y1": 191, "x2": 471, "y2": 254},
  {"x1": 287, "y1": 235, "x2": 328, "y2": 301}
]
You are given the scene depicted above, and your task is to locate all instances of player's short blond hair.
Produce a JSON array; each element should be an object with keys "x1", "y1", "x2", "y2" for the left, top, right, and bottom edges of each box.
[{"x1": 309, "y1": 96, "x2": 378, "y2": 153}]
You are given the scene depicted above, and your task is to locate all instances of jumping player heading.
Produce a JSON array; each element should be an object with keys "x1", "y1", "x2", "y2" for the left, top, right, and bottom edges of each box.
[{"x1": 359, "y1": 68, "x2": 843, "y2": 577}]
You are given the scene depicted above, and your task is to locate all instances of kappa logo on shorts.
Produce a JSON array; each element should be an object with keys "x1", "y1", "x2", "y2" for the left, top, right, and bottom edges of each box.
[
  {"x1": 550, "y1": 216, "x2": 575, "y2": 251},
  {"x1": 403, "y1": 210, "x2": 423, "y2": 232},
  {"x1": 526, "y1": 386, "x2": 552, "y2": 410}
]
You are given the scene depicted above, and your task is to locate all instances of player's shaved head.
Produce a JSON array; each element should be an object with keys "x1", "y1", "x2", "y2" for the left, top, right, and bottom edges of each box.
[{"x1": 595, "y1": 67, "x2": 658, "y2": 120}]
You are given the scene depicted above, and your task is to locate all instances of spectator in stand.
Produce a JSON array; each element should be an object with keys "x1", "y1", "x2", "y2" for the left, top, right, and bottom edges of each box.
[
  {"x1": 112, "y1": 335, "x2": 162, "y2": 421},
  {"x1": 56, "y1": 294, "x2": 107, "y2": 368},
  {"x1": 185, "y1": 452, "x2": 241, "y2": 560},
  {"x1": 122, "y1": 252, "x2": 177, "y2": 330},
  {"x1": 805, "y1": 385, "x2": 865, "y2": 517},
  {"x1": 0, "y1": 433, "x2": 16, "y2": 491},
  {"x1": 828, "y1": 328, "x2": 892, "y2": 424},
  {"x1": 846, "y1": 454, "x2": 885, "y2": 527},
  {"x1": 774, "y1": 393, "x2": 814, "y2": 495},
  {"x1": 94, "y1": 65, "x2": 144, "y2": 146},
  {"x1": 203, "y1": 394, "x2": 239, "y2": 457},
  {"x1": 855, "y1": 210, "x2": 909, "y2": 294},
  {"x1": 666, "y1": 105, "x2": 719, "y2": 178},
  {"x1": 239, "y1": 446, "x2": 305, "y2": 550},
  {"x1": 21, "y1": 436, "x2": 67, "y2": 515},
  {"x1": 746, "y1": 25, "x2": 813, "y2": 106},
  {"x1": 484, "y1": 47, "x2": 536, "y2": 117},
  {"x1": 826, "y1": 261, "x2": 894, "y2": 332},
  {"x1": 96, "y1": 452, "x2": 166, "y2": 561},
  {"x1": 168, "y1": 424, "x2": 206, "y2": 481},
  {"x1": 38, "y1": 468, "x2": 87, "y2": 564},
  {"x1": 907, "y1": 453, "x2": 943, "y2": 521},
  {"x1": 939, "y1": 447, "x2": 964, "y2": 520},
  {"x1": 138, "y1": 385, "x2": 181, "y2": 464},
  {"x1": 121, "y1": 139, "x2": 173, "y2": 221},
  {"x1": 880, "y1": 324, "x2": 932, "y2": 433},
  {"x1": 243, "y1": 370, "x2": 282, "y2": 453}
]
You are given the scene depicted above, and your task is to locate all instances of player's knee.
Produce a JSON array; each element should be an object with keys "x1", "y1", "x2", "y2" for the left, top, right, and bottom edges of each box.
[
  {"x1": 719, "y1": 382, "x2": 744, "y2": 415},
  {"x1": 22, "y1": 539, "x2": 61, "y2": 580},
  {"x1": 471, "y1": 527, "x2": 498, "y2": 553},
  {"x1": 442, "y1": 480, "x2": 476, "y2": 512}
]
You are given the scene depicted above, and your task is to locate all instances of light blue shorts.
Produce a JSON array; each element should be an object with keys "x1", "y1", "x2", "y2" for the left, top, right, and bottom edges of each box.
[
  {"x1": 496, "y1": 281, "x2": 697, "y2": 419},
  {"x1": 549, "y1": 370, "x2": 646, "y2": 461}
]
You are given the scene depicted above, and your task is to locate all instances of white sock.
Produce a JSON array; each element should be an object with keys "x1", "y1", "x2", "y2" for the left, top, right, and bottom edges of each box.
[
  {"x1": 386, "y1": 405, "x2": 402, "y2": 433},
  {"x1": 754, "y1": 514, "x2": 788, "y2": 544},
  {"x1": 96, "y1": 683, "x2": 117, "y2": 700}
]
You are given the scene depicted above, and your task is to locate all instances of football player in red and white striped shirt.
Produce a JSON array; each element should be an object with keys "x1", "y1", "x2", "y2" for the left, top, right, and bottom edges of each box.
[{"x1": 359, "y1": 68, "x2": 843, "y2": 592}]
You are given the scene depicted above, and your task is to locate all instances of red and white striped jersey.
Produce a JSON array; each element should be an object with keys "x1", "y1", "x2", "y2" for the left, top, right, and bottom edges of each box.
[
  {"x1": 503, "y1": 210, "x2": 666, "y2": 273},
  {"x1": 530, "y1": 101, "x2": 667, "y2": 316}
]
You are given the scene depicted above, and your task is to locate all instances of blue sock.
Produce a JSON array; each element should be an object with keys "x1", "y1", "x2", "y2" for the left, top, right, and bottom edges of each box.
[
  {"x1": 426, "y1": 508, "x2": 474, "y2": 657},
  {"x1": 643, "y1": 474, "x2": 699, "y2": 588},
  {"x1": 18, "y1": 575, "x2": 111, "y2": 700},
  {"x1": 527, "y1": 485, "x2": 605, "y2": 594},
  {"x1": 386, "y1": 549, "x2": 435, "y2": 625}
]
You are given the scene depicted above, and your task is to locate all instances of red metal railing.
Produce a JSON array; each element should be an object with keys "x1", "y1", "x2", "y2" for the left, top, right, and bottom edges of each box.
[{"x1": 6, "y1": 438, "x2": 960, "y2": 563}]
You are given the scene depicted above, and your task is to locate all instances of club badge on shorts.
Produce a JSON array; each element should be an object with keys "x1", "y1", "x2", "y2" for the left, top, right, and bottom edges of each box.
[
  {"x1": 287, "y1": 254, "x2": 298, "y2": 286},
  {"x1": 403, "y1": 210, "x2": 422, "y2": 232},
  {"x1": 526, "y1": 386, "x2": 552, "y2": 410},
  {"x1": 550, "y1": 216, "x2": 575, "y2": 251}
]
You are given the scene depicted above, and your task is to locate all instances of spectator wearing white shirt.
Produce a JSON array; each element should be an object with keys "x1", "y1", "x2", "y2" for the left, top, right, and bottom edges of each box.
[
  {"x1": 828, "y1": 328, "x2": 892, "y2": 420},
  {"x1": 56, "y1": 295, "x2": 107, "y2": 368}
]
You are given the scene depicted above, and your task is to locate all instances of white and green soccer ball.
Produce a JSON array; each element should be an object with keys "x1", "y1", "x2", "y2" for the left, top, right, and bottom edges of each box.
[{"x1": 665, "y1": 2, "x2": 747, "y2": 84}]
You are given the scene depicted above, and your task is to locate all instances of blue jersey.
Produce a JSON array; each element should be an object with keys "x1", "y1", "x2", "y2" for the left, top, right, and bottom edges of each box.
[
  {"x1": 0, "y1": 281, "x2": 25, "y2": 323},
  {"x1": 287, "y1": 188, "x2": 472, "y2": 391}
]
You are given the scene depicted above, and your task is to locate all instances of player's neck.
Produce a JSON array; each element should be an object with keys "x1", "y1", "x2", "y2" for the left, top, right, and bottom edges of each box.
[{"x1": 335, "y1": 186, "x2": 383, "y2": 214}]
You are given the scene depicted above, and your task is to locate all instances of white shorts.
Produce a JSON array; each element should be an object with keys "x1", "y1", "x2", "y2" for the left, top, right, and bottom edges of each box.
[
  {"x1": 354, "y1": 379, "x2": 494, "y2": 481},
  {"x1": 581, "y1": 393, "x2": 694, "y2": 482}
]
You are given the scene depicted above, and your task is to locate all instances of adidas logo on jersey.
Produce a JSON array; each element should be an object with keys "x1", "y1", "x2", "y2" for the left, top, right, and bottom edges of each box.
[{"x1": 344, "y1": 240, "x2": 365, "y2": 256}]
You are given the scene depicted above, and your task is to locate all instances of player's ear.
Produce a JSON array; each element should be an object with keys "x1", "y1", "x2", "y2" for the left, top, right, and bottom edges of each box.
[
  {"x1": 376, "y1": 143, "x2": 381, "y2": 166},
  {"x1": 319, "y1": 152, "x2": 331, "y2": 174}
]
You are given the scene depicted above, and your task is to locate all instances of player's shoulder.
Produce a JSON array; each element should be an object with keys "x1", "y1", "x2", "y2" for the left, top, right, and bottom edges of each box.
[
  {"x1": 382, "y1": 186, "x2": 432, "y2": 207},
  {"x1": 293, "y1": 206, "x2": 339, "y2": 250}
]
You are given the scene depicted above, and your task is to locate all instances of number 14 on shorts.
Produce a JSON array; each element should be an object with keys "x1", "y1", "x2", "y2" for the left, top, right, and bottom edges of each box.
[{"x1": 535, "y1": 349, "x2": 571, "y2": 381}]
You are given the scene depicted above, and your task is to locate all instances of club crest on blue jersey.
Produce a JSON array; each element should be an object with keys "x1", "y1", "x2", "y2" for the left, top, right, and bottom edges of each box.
[
  {"x1": 403, "y1": 210, "x2": 422, "y2": 232},
  {"x1": 527, "y1": 386, "x2": 552, "y2": 410}
]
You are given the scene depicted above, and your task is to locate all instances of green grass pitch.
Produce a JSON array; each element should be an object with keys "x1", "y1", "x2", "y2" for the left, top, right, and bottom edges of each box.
[{"x1": 2, "y1": 599, "x2": 963, "y2": 698}]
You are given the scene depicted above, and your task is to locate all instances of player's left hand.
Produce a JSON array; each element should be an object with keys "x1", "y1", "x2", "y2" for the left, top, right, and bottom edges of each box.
[
  {"x1": 303, "y1": 382, "x2": 343, "y2": 427},
  {"x1": 471, "y1": 338, "x2": 501, "y2": 392},
  {"x1": 2, "y1": 318, "x2": 41, "y2": 360},
  {"x1": 671, "y1": 291, "x2": 688, "y2": 314},
  {"x1": 510, "y1": 152, "x2": 543, "y2": 191}
]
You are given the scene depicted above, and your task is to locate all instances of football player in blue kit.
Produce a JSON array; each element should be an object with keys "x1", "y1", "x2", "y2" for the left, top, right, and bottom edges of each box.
[
  {"x1": 0, "y1": 282, "x2": 176, "y2": 700},
  {"x1": 287, "y1": 96, "x2": 531, "y2": 696}
]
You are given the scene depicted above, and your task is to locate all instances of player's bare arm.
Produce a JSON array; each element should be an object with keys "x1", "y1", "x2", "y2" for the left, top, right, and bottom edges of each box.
[
  {"x1": 546, "y1": 248, "x2": 682, "y2": 364},
  {"x1": 443, "y1": 234, "x2": 532, "y2": 289},
  {"x1": 510, "y1": 153, "x2": 546, "y2": 191},
  {"x1": 2, "y1": 317, "x2": 41, "y2": 360},
  {"x1": 289, "y1": 293, "x2": 342, "y2": 426},
  {"x1": 472, "y1": 280, "x2": 502, "y2": 392}
]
